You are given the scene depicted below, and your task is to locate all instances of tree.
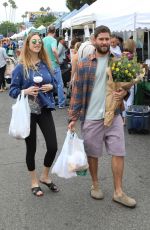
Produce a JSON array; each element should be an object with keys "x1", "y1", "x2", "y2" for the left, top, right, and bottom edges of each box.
[
  {"x1": 46, "y1": 6, "x2": 50, "y2": 13},
  {"x1": 11, "y1": 2, "x2": 17, "y2": 22},
  {"x1": 21, "y1": 14, "x2": 26, "y2": 23},
  {"x1": 33, "y1": 14, "x2": 56, "y2": 28},
  {"x1": 3, "y1": 2, "x2": 8, "y2": 21},
  {"x1": 39, "y1": 7, "x2": 45, "y2": 11},
  {"x1": 66, "y1": 0, "x2": 96, "y2": 11},
  {"x1": 0, "y1": 21, "x2": 17, "y2": 36}
]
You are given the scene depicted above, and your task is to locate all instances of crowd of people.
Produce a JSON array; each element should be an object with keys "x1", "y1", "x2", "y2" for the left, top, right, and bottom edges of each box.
[{"x1": 1, "y1": 23, "x2": 145, "y2": 209}]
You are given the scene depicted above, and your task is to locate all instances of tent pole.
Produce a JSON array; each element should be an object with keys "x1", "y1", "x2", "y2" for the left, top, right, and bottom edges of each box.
[
  {"x1": 133, "y1": 13, "x2": 137, "y2": 42},
  {"x1": 148, "y1": 30, "x2": 150, "y2": 59},
  {"x1": 92, "y1": 22, "x2": 95, "y2": 34},
  {"x1": 70, "y1": 27, "x2": 73, "y2": 40}
]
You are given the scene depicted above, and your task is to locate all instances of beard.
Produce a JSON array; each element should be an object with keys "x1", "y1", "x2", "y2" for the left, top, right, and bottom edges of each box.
[{"x1": 95, "y1": 44, "x2": 110, "y2": 55}]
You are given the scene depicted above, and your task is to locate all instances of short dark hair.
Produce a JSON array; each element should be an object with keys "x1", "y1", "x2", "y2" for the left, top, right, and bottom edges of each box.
[
  {"x1": 111, "y1": 34, "x2": 117, "y2": 39},
  {"x1": 94, "y1": 25, "x2": 111, "y2": 38},
  {"x1": 48, "y1": 25, "x2": 55, "y2": 34}
]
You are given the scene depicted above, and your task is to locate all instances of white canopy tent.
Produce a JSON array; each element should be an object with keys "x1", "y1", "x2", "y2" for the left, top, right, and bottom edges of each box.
[
  {"x1": 70, "y1": 0, "x2": 150, "y2": 31},
  {"x1": 62, "y1": 4, "x2": 89, "y2": 29},
  {"x1": 67, "y1": 0, "x2": 150, "y2": 58}
]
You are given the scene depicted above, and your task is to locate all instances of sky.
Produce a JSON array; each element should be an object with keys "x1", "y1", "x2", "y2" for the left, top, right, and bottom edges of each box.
[{"x1": 0, "y1": 0, "x2": 69, "y2": 23}]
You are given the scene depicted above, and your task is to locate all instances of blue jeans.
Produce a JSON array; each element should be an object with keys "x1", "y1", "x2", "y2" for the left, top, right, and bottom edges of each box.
[{"x1": 54, "y1": 66, "x2": 65, "y2": 107}]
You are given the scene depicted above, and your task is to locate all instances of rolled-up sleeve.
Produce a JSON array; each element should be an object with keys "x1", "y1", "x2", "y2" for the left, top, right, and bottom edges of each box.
[
  {"x1": 9, "y1": 64, "x2": 23, "y2": 98},
  {"x1": 68, "y1": 62, "x2": 84, "y2": 121}
]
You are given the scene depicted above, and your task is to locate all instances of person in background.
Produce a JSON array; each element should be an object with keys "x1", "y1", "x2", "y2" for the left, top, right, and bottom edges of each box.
[
  {"x1": 18, "y1": 38, "x2": 24, "y2": 49},
  {"x1": 68, "y1": 25, "x2": 136, "y2": 208},
  {"x1": 78, "y1": 34, "x2": 96, "y2": 62},
  {"x1": 0, "y1": 40, "x2": 9, "y2": 92},
  {"x1": 110, "y1": 34, "x2": 122, "y2": 57},
  {"x1": 57, "y1": 36, "x2": 66, "y2": 66},
  {"x1": 9, "y1": 33, "x2": 59, "y2": 197},
  {"x1": 116, "y1": 36, "x2": 124, "y2": 52},
  {"x1": 70, "y1": 41, "x2": 82, "y2": 83},
  {"x1": 43, "y1": 25, "x2": 65, "y2": 109},
  {"x1": 122, "y1": 38, "x2": 137, "y2": 125},
  {"x1": 69, "y1": 37, "x2": 81, "y2": 63}
]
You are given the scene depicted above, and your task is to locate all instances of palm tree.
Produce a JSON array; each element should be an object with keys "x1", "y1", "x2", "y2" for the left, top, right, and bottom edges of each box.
[
  {"x1": 46, "y1": 7, "x2": 50, "y2": 12},
  {"x1": 8, "y1": 0, "x2": 13, "y2": 21},
  {"x1": 40, "y1": 7, "x2": 45, "y2": 11},
  {"x1": 11, "y1": 3, "x2": 17, "y2": 22},
  {"x1": 21, "y1": 14, "x2": 26, "y2": 23},
  {"x1": 3, "y1": 2, "x2": 8, "y2": 21}
]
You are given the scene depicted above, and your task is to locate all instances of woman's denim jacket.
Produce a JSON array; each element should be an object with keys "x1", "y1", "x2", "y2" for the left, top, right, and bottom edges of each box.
[{"x1": 9, "y1": 61, "x2": 57, "y2": 110}]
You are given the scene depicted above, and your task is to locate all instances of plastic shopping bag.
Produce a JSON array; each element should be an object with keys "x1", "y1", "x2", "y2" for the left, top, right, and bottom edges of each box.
[
  {"x1": 51, "y1": 130, "x2": 77, "y2": 179},
  {"x1": 9, "y1": 91, "x2": 31, "y2": 139},
  {"x1": 68, "y1": 132, "x2": 89, "y2": 172}
]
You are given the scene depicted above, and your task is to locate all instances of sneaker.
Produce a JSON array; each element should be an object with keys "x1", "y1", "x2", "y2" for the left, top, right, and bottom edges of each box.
[
  {"x1": 90, "y1": 185, "x2": 104, "y2": 200},
  {"x1": 58, "y1": 106, "x2": 65, "y2": 109},
  {"x1": 113, "y1": 192, "x2": 136, "y2": 208}
]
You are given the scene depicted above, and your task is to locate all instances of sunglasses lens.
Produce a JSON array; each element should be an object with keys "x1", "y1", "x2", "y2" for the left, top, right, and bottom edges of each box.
[
  {"x1": 38, "y1": 39, "x2": 42, "y2": 44},
  {"x1": 31, "y1": 39, "x2": 42, "y2": 44}
]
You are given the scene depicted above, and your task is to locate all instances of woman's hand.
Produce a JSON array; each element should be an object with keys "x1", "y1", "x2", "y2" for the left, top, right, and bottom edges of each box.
[
  {"x1": 40, "y1": 84, "x2": 53, "y2": 93},
  {"x1": 23, "y1": 86, "x2": 39, "y2": 97}
]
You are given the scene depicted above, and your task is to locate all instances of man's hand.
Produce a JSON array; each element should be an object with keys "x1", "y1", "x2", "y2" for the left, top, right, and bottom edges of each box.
[
  {"x1": 113, "y1": 88, "x2": 127, "y2": 101},
  {"x1": 68, "y1": 121, "x2": 76, "y2": 132}
]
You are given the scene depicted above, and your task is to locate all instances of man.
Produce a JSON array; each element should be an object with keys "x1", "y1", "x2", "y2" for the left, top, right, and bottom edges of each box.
[
  {"x1": 68, "y1": 25, "x2": 136, "y2": 208},
  {"x1": 43, "y1": 25, "x2": 65, "y2": 108},
  {"x1": 110, "y1": 34, "x2": 122, "y2": 57},
  {"x1": 78, "y1": 34, "x2": 95, "y2": 61},
  {"x1": 58, "y1": 36, "x2": 66, "y2": 65}
]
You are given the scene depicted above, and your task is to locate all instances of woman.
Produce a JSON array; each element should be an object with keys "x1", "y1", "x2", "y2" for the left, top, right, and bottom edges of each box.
[
  {"x1": 0, "y1": 40, "x2": 9, "y2": 92},
  {"x1": 9, "y1": 33, "x2": 59, "y2": 197},
  {"x1": 70, "y1": 42, "x2": 82, "y2": 83},
  {"x1": 122, "y1": 39, "x2": 136, "y2": 125}
]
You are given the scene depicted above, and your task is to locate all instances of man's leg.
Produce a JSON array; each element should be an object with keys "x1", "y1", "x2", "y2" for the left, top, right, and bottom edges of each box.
[
  {"x1": 88, "y1": 156, "x2": 104, "y2": 199},
  {"x1": 88, "y1": 156, "x2": 99, "y2": 186},
  {"x1": 112, "y1": 155, "x2": 136, "y2": 207},
  {"x1": 111, "y1": 156, "x2": 124, "y2": 195}
]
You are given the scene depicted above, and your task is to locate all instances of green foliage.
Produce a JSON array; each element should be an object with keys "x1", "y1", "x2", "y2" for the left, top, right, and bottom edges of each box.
[
  {"x1": 0, "y1": 21, "x2": 17, "y2": 36},
  {"x1": 33, "y1": 14, "x2": 56, "y2": 28},
  {"x1": 66, "y1": 0, "x2": 96, "y2": 11}
]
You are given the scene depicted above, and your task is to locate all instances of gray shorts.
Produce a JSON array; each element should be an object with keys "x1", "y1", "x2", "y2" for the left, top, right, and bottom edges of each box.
[{"x1": 81, "y1": 115, "x2": 126, "y2": 158}]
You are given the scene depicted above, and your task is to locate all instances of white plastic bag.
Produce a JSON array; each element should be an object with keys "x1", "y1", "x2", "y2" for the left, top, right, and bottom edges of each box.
[
  {"x1": 9, "y1": 91, "x2": 31, "y2": 139},
  {"x1": 68, "y1": 132, "x2": 89, "y2": 172},
  {"x1": 51, "y1": 130, "x2": 77, "y2": 179}
]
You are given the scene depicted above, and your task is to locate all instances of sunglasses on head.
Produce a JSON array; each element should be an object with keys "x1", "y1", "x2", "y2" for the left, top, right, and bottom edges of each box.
[{"x1": 31, "y1": 39, "x2": 42, "y2": 44}]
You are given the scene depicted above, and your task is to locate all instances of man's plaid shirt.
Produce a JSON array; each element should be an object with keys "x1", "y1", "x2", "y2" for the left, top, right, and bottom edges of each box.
[
  {"x1": 68, "y1": 54, "x2": 99, "y2": 122},
  {"x1": 68, "y1": 54, "x2": 126, "y2": 122}
]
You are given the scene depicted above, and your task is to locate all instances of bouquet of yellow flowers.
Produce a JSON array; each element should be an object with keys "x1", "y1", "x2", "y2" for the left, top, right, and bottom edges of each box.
[{"x1": 104, "y1": 56, "x2": 145, "y2": 126}]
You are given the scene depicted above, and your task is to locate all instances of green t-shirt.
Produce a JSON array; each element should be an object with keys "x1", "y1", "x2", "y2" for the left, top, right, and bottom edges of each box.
[{"x1": 43, "y1": 36, "x2": 59, "y2": 69}]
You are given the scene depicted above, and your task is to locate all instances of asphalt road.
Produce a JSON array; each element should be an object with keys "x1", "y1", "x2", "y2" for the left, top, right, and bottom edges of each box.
[{"x1": 0, "y1": 91, "x2": 150, "y2": 230}]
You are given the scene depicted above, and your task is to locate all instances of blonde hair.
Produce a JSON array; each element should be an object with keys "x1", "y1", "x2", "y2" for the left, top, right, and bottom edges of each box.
[
  {"x1": 74, "y1": 42, "x2": 82, "y2": 52},
  {"x1": 123, "y1": 39, "x2": 136, "y2": 54},
  {"x1": 19, "y1": 32, "x2": 51, "y2": 74}
]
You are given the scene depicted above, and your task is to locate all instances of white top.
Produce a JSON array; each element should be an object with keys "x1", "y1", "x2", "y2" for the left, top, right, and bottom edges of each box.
[
  {"x1": 0, "y1": 47, "x2": 8, "y2": 68},
  {"x1": 78, "y1": 41, "x2": 95, "y2": 61},
  {"x1": 110, "y1": 45, "x2": 122, "y2": 57}
]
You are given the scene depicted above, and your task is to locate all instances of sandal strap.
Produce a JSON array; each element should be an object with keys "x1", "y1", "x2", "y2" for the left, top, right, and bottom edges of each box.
[{"x1": 31, "y1": 186, "x2": 43, "y2": 195}]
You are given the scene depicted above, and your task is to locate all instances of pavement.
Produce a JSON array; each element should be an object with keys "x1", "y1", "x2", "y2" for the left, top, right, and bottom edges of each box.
[{"x1": 0, "y1": 90, "x2": 150, "y2": 230}]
